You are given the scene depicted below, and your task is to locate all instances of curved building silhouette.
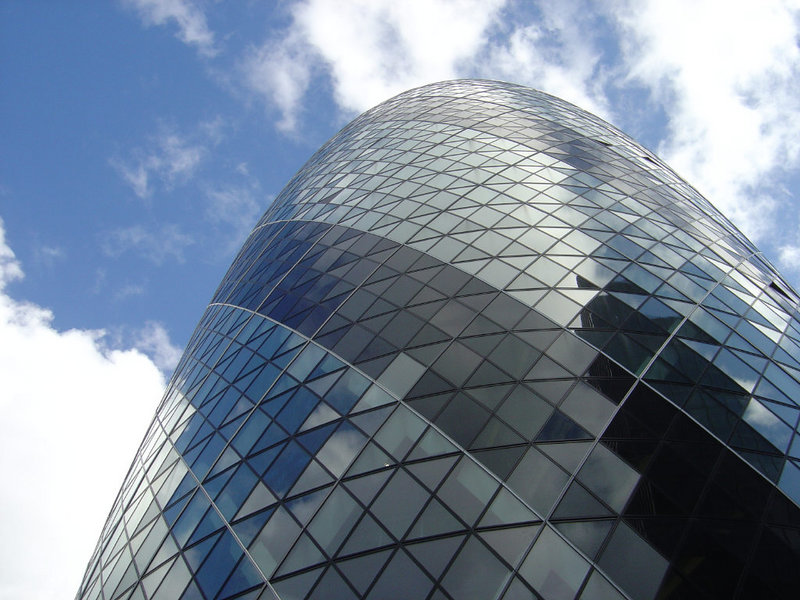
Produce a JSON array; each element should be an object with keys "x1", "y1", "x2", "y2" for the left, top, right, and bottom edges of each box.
[{"x1": 77, "y1": 80, "x2": 800, "y2": 600}]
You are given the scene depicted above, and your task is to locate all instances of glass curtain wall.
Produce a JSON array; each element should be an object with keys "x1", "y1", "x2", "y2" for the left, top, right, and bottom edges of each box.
[{"x1": 76, "y1": 80, "x2": 800, "y2": 600}]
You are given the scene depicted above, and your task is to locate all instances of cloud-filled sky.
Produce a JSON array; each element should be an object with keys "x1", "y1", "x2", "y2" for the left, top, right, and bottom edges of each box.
[{"x1": 1, "y1": 1, "x2": 800, "y2": 598}]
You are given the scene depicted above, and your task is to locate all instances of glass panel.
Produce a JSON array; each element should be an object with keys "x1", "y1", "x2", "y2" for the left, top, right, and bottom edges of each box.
[
  {"x1": 374, "y1": 406, "x2": 426, "y2": 460},
  {"x1": 370, "y1": 469, "x2": 429, "y2": 539},
  {"x1": 578, "y1": 444, "x2": 639, "y2": 512},
  {"x1": 508, "y1": 448, "x2": 569, "y2": 515},
  {"x1": 519, "y1": 527, "x2": 590, "y2": 600},
  {"x1": 598, "y1": 522, "x2": 668, "y2": 600},
  {"x1": 316, "y1": 421, "x2": 367, "y2": 477},
  {"x1": 438, "y1": 458, "x2": 498, "y2": 525},
  {"x1": 407, "y1": 535, "x2": 464, "y2": 581},
  {"x1": 249, "y1": 506, "x2": 300, "y2": 576},
  {"x1": 442, "y1": 537, "x2": 510, "y2": 599},
  {"x1": 579, "y1": 570, "x2": 625, "y2": 600},
  {"x1": 365, "y1": 550, "x2": 433, "y2": 600},
  {"x1": 553, "y1": 519, "x2": 613, "y2": 559},
  {"x1": 308, "y1": 487, "x2": 362, "y2": 555}
]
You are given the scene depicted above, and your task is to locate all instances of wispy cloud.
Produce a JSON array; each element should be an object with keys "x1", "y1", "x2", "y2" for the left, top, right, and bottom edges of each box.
[
  {"x1": 204, "y1": 184, "x2": 268, "y2": 252},
  {"x1": 610, "y1": 0, "x2": 800, "y2": 243},
  {"x1": 111, "y1": 129, "x2": 206, "y2": 199},
  {"x1": 113, "y1": 281, "x2": 147, "y2": 301},
  {"x1": 235, "y1": 0, "x2": 800, "y2": 263},
  {"x1": 479, "y1": 3, "x2": 613, "y2": 119},
  {"x1": 242, "y1": 0, "x2": 507, "y2": 130},
  {"x1": 132, "y1": 320, "x2": 183, "y2": 372},
  {"x1": 102, "y1": 223, "x2": 194, "y2": 264},
  {"x1": 125, "y1": 0, "x2": 217, "y2": 57},
  {"x1": 242, "y1": 31, "x2": 315, "y2": 133},
  {"x1": 0, "y1": 218, "x2": 165, "y2": 598},
  {"x1": 32, "y1": 245, "x2": 65, "y2": 268}
]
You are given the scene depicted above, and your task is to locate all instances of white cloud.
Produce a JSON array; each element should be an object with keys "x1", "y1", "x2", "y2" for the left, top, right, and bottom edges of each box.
[
  {"x1": 610, "y1": 0, "x2": 800, "y2": 242},
  {"x1": 0, "y1": 225, "x2": 23, "y2": 284},
  {"x1": 238, "y1": 0, "x2": 800, "y2": 263},
  {"x1": 112, "y1": 130, "x2": 206, "y2": 199},
  {"x1": 0, "y1": 218, "x2": 166, "y2": 599},
  {"x1": 133, "y1": 321, "x2": 183, "y2": 372},
  {"x1": 102, "y1": 223, "x2": 194, "y2": 265},
  {"x1": 243, "y1": 32, "x2": 314, "y2": 133},
  {"x1": 243, "y1": 0, "x2": 507, "y2": 130},
  {"x1": 779, "y1": 245, "x2": 800, "y2": 271},
  {"x1": 478, "y1": 3, "x2": 612, "y2": 119},
  {"x1": 125, "y1": 0, "x2": 217, "y2": 57}
]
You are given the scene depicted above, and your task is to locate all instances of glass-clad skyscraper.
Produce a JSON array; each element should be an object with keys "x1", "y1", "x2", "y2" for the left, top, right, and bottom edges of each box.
[{"x1": 77, "y1": 80, "x2": 800, "y2": 600}]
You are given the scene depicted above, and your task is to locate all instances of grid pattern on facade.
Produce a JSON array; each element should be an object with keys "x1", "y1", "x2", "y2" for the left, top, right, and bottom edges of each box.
[{"x1": 77, "y1": 80, "x2": 800, "y2": 600}]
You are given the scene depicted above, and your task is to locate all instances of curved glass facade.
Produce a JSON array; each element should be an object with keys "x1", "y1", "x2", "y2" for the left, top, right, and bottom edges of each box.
[{"x1": 77, "y1": 80, "x2": 800, "y2": 600}]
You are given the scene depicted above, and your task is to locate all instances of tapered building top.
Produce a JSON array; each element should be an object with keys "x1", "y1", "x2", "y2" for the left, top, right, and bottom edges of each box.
[{"x1": 78, "y1": 80, "x2": 800, "y2": 600}]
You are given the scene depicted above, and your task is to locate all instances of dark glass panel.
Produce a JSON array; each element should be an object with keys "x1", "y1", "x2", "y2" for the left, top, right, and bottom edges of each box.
[
  {"x1": 435, "y1": 394, "x2": 490, "y2": 447},
  {"x1": 364, "y1": 550, "x2": 433, "y2": 600},
  {"x1": 605, "y1": 332, "x2": 660, "y2": 375},
  {"x1": 216, "y1": 557, "x2": 264, "y2": 600},
  {"x1": 482, "y1": 294, "x2": 529, "y2": 329},
  {"x1": 430, "y1": 299, "x2": 476, "y2": 337},
  {"x1": 407, "y1": 535, "x2": 465, "y2": 581},
  {"x1": 406, "y1": 392, "x2": 450, "y2": 421},
  {"x1": 683, "y1": 388, "x2": 740, "y2": 439},
  {"x1": 432, "y1": 342, "x2": 483, "y2": 386},
  {"x1": 746, "y1": 523, "x2": 800, "y2": 599},
  {"x1": 193, "y1": 532, "x2": 244, "y2": 600},
  {"x1": 308, "y1": 487, "x2": 362, "y2": 555},
  {"x1": 275, "y1": 533, "x2": 326, "y2": 577},
  {"x1": 465, "y1": 361, "x2": 516, "y2": 387},
  {"x1": 643, "y1": 441, "x2": 710, "y2": 514},
  {"x1": 270, "y1": 567, "x2": 323, "y2": 600},
  {"x1": 406, "y1": 455, "x2": 458, "y2": 491},
  {"x1": 500, "y1": 577, "x2": 539, "y2": 600},
  {"x1": 508, "y1": 449, "x2": 570, "y2": 516},
  {"x1": 472, "y1": 445, "x2": 526, "y2": 479},
  {"x1": 615, "y1": 383, "x2": 675, "y2": 437},
  {"x1": 553, "y1": 481, "x2": 613, "y2": 520},
  {"x1": 407, "y1": 498, "x2": 466, "y2": 539},
  {"x1": 540, "y1": 441, "x2": 592, "y2": 473},
  {"x1": 370, "y1": 469, "x2": 429, "y2": 539},
  {"x1": 597, "y1": 522, "x2": 668, "y2": 600},
  {"x1": 263, "y1": 441, "x2": 311, "y2": 497},
  {"x1": 559, "y1": 382, "x2": 615, "y2": 436},
  {"x1": 578, "y1": 570, "x2": 626, "y2": 600},
  {"x1": 536, "y1": 411, "x2": 591, "y2": 442},
  {"x1": 380, "y1": 310, "x2": 425, "y2": 348},
  {"x1": 339, "y1": 513, "x2": 393, "y2": 556},
  {"x1": 519, "y1": 527, "x2": 590, "y2": 600},
  {"x1": 337, "y1": 550, "x2": 392, "y2": 596},
  {"x1": 437, "y1": 457, "x2": 498, "y2": 525},
  {"x1": 553, "y1": 519, "x2": 613, "y2": 559},
  {"x1": 488, "y1": 334, "x2": 542, "y2": 379},
  {"x1": 442, "y1": 536, "x2": 510, "y2": 599},
  {"x1": 374, "y1": 407, "x2": 426, "y2": 461},
  {"x1": 307, "y1": 567, "x2": 357, "y2": 600},
  {"x1": 480, "y1": 487, "x2": 540, "y2": 527},
  {"x1": 481, "y1": 524, "x2": 540, "y2": 566}
]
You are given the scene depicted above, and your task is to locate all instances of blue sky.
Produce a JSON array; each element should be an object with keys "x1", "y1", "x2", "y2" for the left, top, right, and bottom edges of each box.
[{"x1": 2, "y1": 1, "x2": 800, "y2": 598}]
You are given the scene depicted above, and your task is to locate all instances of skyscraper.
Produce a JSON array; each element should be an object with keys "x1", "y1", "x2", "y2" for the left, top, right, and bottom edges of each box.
[{"x1": 77, "y1": 80, "x2": 800, "y2": 600}]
